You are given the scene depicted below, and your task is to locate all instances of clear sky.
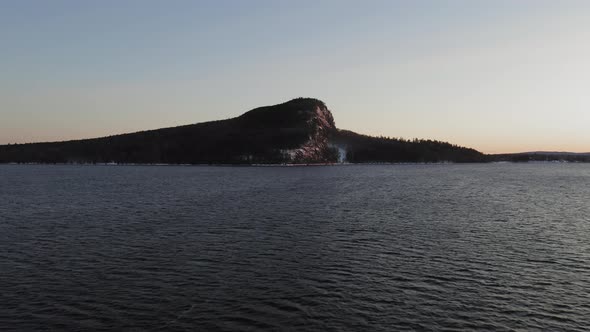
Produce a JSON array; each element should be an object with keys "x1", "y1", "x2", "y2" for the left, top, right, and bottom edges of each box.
[{"x1": 2, "y1": 0, "x2": 589, "y2": 153}]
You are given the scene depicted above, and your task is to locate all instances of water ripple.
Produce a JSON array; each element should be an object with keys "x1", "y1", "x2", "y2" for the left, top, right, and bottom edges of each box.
[{"x1": 1, "y1": 164, "x2": 590, "y2": 330}]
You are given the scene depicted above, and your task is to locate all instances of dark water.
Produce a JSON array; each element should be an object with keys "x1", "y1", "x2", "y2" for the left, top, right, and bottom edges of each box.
[{"x1": 1, "y1": 164, "x2": 590, "y2": 331}]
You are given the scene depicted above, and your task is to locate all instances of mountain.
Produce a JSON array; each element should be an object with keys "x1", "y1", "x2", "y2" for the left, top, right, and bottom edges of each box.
[{"x1": 0, "y1": 98, "x2": 485, "y2": 164}]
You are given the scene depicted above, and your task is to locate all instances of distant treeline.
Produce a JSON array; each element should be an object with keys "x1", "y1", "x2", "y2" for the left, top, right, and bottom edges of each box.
[
  {"x1": 489, "y1": 153, "x2": 590, "y2": 163},
  {"x1": 0, "y1": 118, "x2": 295, "y2": 164},
  {"x1": 334, "y1": 130, "x2": 486, "y2": 163}
]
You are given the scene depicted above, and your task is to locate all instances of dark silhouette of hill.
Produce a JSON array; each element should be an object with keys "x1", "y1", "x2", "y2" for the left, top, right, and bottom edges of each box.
[
  {"x1": 333, "y1": 130, "x2": 486, "y2": 163},
  {"x1": 0, "y1": 98, "x2": 486, "y2": 164}
]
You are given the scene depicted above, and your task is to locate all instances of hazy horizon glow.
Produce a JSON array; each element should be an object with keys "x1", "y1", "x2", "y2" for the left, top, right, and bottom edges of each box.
[{"x1": 2, "y1": 0, "x2": 590, "y2": 153}]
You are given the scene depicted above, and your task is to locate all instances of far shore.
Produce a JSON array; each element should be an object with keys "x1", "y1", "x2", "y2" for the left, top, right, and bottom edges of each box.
[{"x1": 1, "y1": 160, "x2": 588, "y2": 167}]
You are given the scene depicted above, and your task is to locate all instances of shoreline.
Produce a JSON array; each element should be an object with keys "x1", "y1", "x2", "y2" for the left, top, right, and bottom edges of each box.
[{"x1": 1, "y1": 160, "x2": 586, "y2": 167}]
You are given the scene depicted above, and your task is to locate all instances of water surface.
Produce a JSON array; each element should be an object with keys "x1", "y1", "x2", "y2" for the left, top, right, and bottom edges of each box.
[{"x1": 1, "y1": 164, "x2": 589, "y2": 331}]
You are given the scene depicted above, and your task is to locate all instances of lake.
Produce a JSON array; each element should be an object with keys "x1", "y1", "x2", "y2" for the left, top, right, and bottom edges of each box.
[{"x1": 1, "y1": 164, "x2": 589, "y2": 331}]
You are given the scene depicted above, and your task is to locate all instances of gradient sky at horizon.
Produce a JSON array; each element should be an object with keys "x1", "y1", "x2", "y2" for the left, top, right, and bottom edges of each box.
[{"x1": 2, "y1": 0, "x2": 590, "y2": 153}]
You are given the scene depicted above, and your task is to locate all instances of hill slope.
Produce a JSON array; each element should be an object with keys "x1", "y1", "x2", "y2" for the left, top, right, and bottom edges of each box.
[
  {"x1": 333, "y1": 130, "x2": 486, "y2": 163},
  {"x1": 0, "y1": 98, "x2": 485, "y2": 164}
]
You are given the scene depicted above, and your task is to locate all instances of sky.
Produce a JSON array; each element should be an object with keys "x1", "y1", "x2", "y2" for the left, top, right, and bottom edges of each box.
[{"x1": 1, "y1": 0, "x2": 590, "y2": 153}]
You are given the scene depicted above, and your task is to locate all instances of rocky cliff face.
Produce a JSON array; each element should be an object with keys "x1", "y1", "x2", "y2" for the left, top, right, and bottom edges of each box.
[{"x1": 276, "y1": 101, "x2": 338, "y2": 163}]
